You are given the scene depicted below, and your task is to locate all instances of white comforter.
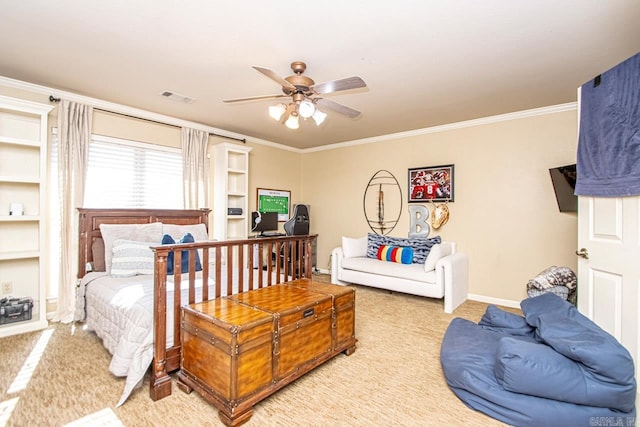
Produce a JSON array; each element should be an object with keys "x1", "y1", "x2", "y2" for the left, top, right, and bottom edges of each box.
[{"x1": 75, "y1": 269, "x2": 274, "y2": 406}]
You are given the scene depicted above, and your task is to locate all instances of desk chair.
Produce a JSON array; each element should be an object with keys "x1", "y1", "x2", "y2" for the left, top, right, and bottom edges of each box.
[{"x1": 284, "y1": 204, "x2": 310, "y2": 236}]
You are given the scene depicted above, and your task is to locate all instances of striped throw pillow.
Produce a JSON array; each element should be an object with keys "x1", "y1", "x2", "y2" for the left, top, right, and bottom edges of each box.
[
  {"x1": 376, "y1": 245, "x2": 413, "y2": 264},
  {"x1": 367, "y1": 233, "x2": 441, "y2": 264},
  {"x1": 110, "y1": 239, "x2": 154, "y2": 277}
]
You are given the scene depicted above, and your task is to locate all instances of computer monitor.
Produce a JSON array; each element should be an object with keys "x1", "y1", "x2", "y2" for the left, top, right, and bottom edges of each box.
[{"x1": 251, "y1": 211, "x2": 278, "y2": 235}]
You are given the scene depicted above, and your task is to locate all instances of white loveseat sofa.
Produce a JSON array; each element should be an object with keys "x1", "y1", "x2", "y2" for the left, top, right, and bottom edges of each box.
[{"x1": 331, "y1": 235, "x2": 469, "y2": 313}]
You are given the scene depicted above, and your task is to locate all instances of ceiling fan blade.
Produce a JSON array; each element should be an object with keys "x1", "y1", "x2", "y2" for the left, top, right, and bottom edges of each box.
[
  {"x1": 311, "y1": 76, "x2": 366, "y2": 95},
  {"x1": 223, "y1": 94, "x2": 288, "y2": 103},
  {"x1": 315, "y1": 98, "x2": 361, "y2": 118},
  {"x1": 252, "y1": 66, "x2": 297, "y2": 91}
]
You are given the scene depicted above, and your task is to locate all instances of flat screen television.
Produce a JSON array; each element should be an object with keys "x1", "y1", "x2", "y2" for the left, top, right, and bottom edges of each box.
[
  {"x1": 549, "y1": 164, "x2": 577, "y2": 212},
  {"x1": 251, "y1": 211, "x2": 278, "y2": 235}
]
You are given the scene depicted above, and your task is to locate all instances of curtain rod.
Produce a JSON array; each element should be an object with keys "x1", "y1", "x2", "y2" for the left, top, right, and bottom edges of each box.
[{"x1": 49, "y1": 95, "x2": 246, "y2": 144}]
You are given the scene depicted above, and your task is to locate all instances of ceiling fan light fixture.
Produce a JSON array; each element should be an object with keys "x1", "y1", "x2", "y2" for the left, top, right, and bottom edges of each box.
[
  {"x1": 312, "y1": 109, "x2": 327, "y2": 126},
  {"x1": 298, "y1": 100, "x2": 315, "y2": 118},
  {"x1": 269, "y1": 103, "x2": 286, "y2": 121},
  {"x1": 285, "y1": 113, "x2": 299, "y2": 129}
]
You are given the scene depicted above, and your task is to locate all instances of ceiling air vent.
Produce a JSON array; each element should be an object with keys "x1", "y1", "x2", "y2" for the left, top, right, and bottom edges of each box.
[{"x1": 160, "y1": 90, "x2": 196, "y2": 104}]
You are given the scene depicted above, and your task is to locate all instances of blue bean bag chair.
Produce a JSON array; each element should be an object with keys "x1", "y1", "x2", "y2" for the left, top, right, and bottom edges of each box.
[{"x1": 440, "y1": 293, "x2": 636, "y2": 427}]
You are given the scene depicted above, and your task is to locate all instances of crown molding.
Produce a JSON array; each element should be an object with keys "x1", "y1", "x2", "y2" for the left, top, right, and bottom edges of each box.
[
  {"x1": 303, "y1": 102, "x2": 577, "y2": 153},
  {"x1": 0, "y1": 75, "x2": 304, "y2": 152},
  {"x1": 1, "y1": 75, "x2": 575, "y2": 155}
]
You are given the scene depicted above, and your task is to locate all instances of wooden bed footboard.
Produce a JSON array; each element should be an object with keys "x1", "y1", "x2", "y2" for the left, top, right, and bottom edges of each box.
[
  {"x1": 149, "y1": 235, "x2": 317, "y2": 401},
  {"x1": 77, "y1": 206, "x2": 316, "y2": 403}
]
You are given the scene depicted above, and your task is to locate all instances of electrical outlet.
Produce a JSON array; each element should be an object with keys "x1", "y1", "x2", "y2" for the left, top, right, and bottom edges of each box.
[{"x1": 2, "y1": 281, "x2": 12, "y2": 294}]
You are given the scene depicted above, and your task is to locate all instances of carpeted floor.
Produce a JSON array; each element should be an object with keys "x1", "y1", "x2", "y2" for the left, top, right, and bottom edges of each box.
[{"x1": 0, "y1": 275, "x2": 508, "y2": 426}]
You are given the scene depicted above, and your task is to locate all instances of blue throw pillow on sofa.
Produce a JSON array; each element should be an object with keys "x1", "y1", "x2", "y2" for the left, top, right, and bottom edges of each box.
[{"x1": 162, "y1": 233, "x2": 202, "y2": 275}]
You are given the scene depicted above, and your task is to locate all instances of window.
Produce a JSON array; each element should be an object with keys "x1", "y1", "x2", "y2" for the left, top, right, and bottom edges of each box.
[
  {"x1": 84, "y1": 135, "x2": 182, "y2": 208},
  {"x1": 48, "y1": 133, "x2": 183, "y2": 298}
]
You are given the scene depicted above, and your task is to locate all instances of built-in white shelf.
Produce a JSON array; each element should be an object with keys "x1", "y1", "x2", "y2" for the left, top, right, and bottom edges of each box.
[{"x1": 0, "y1": 95, "x2": 52, "y2": 338}]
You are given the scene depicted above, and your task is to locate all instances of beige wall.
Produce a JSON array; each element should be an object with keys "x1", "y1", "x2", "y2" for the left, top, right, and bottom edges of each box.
[
  {"x1": 303, "y1": 109, "x2": 578, "y2": 304},
  {"x1": 93, "y1": 110, "x2": 181, "y2": 147},
  {"x1": 244, "y1": 143, "x2": 302, "y2": 213},
  {"x1": 0, "y1": 80, "x2": 579, "y2": 305}
]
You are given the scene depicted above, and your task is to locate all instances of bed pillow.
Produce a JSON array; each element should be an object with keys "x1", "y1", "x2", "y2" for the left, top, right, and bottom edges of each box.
[
  {"x1": 91, "y1": 238, "x2": 106, "y2": 272},
  {"x1": 162, "y1": 223, "x2": 211, "y2": 263},
  {"x1": 110, "y1": 239, "x2": 155, "y2": 277},
  {"x1": 366, "y1": 233, "x2": 440, "y2": 264},
  {"x1": 162, "y1": 233, "x2": 203, "y2": 275},
  {"x1": 423, "y1": 242, "x2": 453, "y2": 272},
  {"x1": 161, "y1": 223, "x2": 209, "y2": 242},
  {"x1": 376, "y1": 245, "x2": 413, "y2": 264},
  {"x1": 342, "y1": 236, "x2": 367, "y2": 258},
  {"x1": 100, "y1": 222, "x2": 163, "y2": 274}
]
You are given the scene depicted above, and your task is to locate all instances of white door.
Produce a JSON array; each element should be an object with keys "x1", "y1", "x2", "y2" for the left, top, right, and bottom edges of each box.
[{"x1": 577, "y1": 195, "x2": 639, "y2": 407}]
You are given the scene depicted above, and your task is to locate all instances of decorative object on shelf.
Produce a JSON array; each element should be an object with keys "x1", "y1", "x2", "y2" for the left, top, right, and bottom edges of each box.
[
  {"x1": 9, "y1": 203, "x2": 24, "y2": 216},
  {"x1": 256, "y1": 188, "x2": 291, "y2": 222},
  {"x1": 408, "y1": 205, "x2": 431, "y2": 238},
  {"x1": 224, "y1": 61, "x2": 367, "y2": 129},
  {"x1": 408, "y1": 164, "x2": 455, "y2": 203},
  {"x1": 363, "y1": 170, "x2": 402, "y2": 235},
  {"x1": 430, "y1": 200, "x2": 450, "y2": 229}
]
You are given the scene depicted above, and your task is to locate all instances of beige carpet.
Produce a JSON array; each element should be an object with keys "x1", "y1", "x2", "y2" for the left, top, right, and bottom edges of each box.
[{"x1": 0, "y1": 275, "x2": 509, "y2": 426}]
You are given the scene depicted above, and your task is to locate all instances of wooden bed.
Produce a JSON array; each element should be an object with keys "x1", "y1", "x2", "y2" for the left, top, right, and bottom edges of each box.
[{"x1": 77, "y1": 208, "x2": 317, "y2": 402}]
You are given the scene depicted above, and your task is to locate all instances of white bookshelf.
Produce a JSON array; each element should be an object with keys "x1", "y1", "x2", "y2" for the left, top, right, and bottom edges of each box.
[
  {"x1": 0, "y1": 96, "x2": 52, "y2": 338},
  {"x1": 213, "y1": 142, "x2": 252, "y2": 241}
]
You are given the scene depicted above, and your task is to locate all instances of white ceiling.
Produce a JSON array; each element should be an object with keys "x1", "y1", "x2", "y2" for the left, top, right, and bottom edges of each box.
[{"x1": 1, "y1": 1, "x2": 639, "y2": 150}]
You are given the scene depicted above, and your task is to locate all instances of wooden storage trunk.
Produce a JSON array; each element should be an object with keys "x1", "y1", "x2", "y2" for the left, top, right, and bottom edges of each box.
[
  {"x1": 178, "y1": 283, "x2": 356, "y2": 426},
  {"x1": 229, "y1": 284, "x2": 333, "y2": 379},
  {"x1": 180, "y1": 298, "x2": 275, "y2": 404},
  {"x1": 284, "y1": 279, "x2": 356, "y2": 354}
]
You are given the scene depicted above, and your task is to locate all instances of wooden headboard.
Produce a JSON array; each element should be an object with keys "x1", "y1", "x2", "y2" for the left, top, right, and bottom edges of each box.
[{"x1": 77, "y1": 208, "x2": 211, "y2": 278}]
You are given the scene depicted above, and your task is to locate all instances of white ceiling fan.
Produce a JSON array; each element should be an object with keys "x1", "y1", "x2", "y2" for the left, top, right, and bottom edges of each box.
[{"x1": 223, "y1": 61, "x2": 367, "y2": 128}]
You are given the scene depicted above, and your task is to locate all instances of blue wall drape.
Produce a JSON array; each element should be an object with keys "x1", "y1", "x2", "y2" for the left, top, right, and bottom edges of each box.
[{"x1": 575, "y1": 51, "x2": 640, "y2": 197}]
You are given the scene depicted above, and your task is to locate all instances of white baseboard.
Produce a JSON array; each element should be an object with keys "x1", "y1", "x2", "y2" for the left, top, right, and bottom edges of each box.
[
  {"x1": 467, "y1": 293, "x2": 521, "y2": 309},
  {"x1": 313, "y1": 272, "x2": 522, "y2": 309}
]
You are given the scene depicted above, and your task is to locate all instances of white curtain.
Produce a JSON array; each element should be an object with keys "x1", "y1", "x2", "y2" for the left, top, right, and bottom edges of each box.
[
  {"x1": 56, "y1": 100, "x2": 92, "y2": 323},
  {"x1": 181, "y1": 127, "x2": 209, "y2": 209}
]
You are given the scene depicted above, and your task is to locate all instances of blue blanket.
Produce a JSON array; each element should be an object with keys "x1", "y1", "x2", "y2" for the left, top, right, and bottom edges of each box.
[
  {"x1": 576, "y1": 51, "x2": 640, "y2": 197},
  {"x1": 441, "y1": 293, "x2": 636, "y2": 427}
]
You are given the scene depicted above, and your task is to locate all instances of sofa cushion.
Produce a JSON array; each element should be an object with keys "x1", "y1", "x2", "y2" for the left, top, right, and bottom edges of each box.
[
  {"x1": 366, "y1": 233, "x2": 441, "y2": 264},
  {"x1": 423, "y1": 242, "x2": 453, "y2": 272},
  {"x1": 342, "y1": 236, "x2": 368, "y2": 258},
  {"x1": 377, "y1": 245, "x2": 413, "y2": 264},
  {"x1": 341, "y1": 256, "x2": 436, "y2": 283}
]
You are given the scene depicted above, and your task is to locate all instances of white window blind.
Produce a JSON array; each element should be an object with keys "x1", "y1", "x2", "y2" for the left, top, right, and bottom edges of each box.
[
  {"x1": 84, "y1": 135, "x2": 183, "y2": 208},
  {"x1": 48, "y1": 133, "x2": 183, "y2": 299}
]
